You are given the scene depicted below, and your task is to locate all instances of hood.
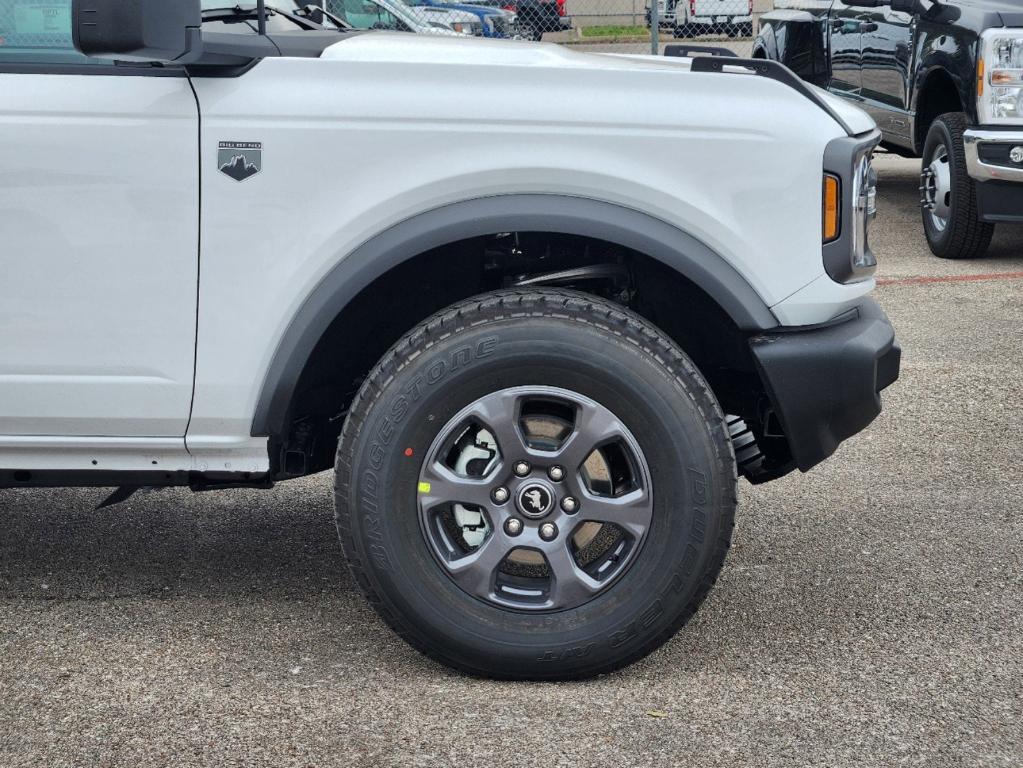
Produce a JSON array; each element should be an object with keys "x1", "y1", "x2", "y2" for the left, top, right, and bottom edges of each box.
[
  {"x1": 321, "y1": 34, "x2": 873, "y2": 135},
  {"x1": 321, "y1": 33, "x2": 703, "y2": 73},
  {"x1": 812, "y1": 86, "x2": 877, "y2": 136}
]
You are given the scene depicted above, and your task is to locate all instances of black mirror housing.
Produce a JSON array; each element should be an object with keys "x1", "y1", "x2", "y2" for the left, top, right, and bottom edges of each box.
[{"x1": 72, "y1": 0, "x2": 202, "y2": 63}]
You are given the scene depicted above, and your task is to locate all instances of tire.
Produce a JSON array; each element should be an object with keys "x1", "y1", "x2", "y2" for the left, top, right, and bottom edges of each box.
[
  {"x1": 673, "y1": 23, "x2": 695, "y2": 38},
  {"x1": 920, "y1": 112, "x2": 995, "y2": 259},
  {"x1": 334, "y1": 290, "x2": 737, "y2": 680}
]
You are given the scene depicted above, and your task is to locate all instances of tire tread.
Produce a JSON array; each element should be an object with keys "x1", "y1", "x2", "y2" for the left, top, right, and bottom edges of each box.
[{"x1": 334, "y1": 289, "x2": 737, "y2": 679}]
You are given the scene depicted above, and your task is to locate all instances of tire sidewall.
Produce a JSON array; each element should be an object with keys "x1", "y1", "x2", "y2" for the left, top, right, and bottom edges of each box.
[
  {"x1": 921, "y1": 117, "x2": 956, "y2": 253},
  {"x1": 340, "y1": 313, "x2": 731, "y2": 676}
]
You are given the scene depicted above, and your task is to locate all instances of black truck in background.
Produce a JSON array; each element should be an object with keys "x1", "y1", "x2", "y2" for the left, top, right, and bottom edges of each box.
[{"x1": 754, "y1": 0, "x2": 1023, "y2": 260}]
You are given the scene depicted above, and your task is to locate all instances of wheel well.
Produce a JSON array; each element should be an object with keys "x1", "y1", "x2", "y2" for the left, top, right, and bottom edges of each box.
[
  {"x1": 276, "y1": 233, "x2": 784, "y2": 478},
  {"x1": 914, "y1": 69, "x2": 963, "y2": 154}
]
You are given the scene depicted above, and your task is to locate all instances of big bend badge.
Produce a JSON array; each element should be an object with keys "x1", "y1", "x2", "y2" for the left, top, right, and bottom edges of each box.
[{"x1": 218, "y1": 141, "x2": 262, "y2": 182}]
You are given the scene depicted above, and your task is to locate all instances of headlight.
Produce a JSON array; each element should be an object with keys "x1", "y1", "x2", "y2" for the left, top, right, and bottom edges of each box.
[
  {"x1": 451, "y1": 20, "x2": 483, "y2": 35},
  {"x1": 823, "y1": 132, "x2": 879, "y2": 284},
  {"x1": 850, "y1": 150, "x2": 878, "y2": 272},
  {"x1": 978, "y1": 29, "x2": 1023, "y2": 125}
]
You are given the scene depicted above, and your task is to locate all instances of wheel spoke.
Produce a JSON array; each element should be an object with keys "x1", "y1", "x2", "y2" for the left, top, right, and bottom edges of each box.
[
  {"x1": 577, "y1": 488, "x2": 652, "y2": 540},
  {"x1": 462, "y1": 391, "x2": 529, "y2": 464},
  {"x1": 445, "y1": 532, "x2": 511, "y2": 600},
  {"x1": 555, "y1": 403, "x2": 626, "y2": 470},
  {"x1": 420, "y1": 461, "x2": 494, "y2": 510},
  {"x1": 543, "y1": 541, "x2": 602, "y2": 609}
]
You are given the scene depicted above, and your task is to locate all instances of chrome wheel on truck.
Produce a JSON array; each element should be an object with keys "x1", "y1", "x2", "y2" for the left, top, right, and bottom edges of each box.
[
  {"x1": 334, "y1": 290, "x2": 736, "y2": 680},
  {"x1": 920, "y1": 112, "x2": 994, "y2": 259}
]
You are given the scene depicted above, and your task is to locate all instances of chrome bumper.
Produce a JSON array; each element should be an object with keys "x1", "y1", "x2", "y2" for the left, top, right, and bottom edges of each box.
[{"x1": 964, "y1": 128, "x2": 1023, "y2": 183}]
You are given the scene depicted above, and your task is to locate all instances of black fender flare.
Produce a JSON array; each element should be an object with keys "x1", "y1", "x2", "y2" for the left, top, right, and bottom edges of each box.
[{"x1": 251, "y1": 194, "x2": 779, "y2": 438}]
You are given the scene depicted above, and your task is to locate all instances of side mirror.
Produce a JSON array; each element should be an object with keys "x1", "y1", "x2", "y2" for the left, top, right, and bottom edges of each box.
[
  {"x1": 72, "y1": 0, "x2": 203, "y2": 63},
  {"x1": 889, "y1": 0, "x2": 919, "y2": 12}
]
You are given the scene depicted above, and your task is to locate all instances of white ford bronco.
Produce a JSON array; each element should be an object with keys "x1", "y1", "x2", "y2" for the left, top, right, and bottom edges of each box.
[{"x1": 0, "y1": 0, "x2": 900, "y2": 679}]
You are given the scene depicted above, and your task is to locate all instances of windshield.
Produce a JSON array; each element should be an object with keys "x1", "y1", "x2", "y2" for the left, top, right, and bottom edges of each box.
[{"x1": 200, "y1": 3, "x2": 313, "y2": 33}]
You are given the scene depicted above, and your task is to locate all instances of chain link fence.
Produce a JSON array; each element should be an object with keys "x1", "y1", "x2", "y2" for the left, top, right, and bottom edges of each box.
[
  {"x1": 343, "y1": 0, "x2": 774, "y2": 57},
  {"x1": 1, "y1": 0, "x2": 770, "y2": 59}
]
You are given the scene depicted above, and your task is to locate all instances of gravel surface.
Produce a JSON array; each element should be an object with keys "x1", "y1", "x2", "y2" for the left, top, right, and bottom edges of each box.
[{"x1": 2, "y1": 157, "x2": 1021, "y2": 767}]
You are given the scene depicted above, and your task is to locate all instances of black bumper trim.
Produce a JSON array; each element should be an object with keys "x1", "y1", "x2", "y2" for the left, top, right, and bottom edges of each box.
[
  {"x1": 976, "y1": 180, "x2": 1023, "y2": 224},
  {"x1": 750, "y1": 298, "x2": 900, "y2": 472}
]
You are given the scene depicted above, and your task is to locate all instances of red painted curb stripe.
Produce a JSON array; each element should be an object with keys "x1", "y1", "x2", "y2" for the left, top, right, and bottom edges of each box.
[{"x1": 877, "y1": 271, "x2": 1023, "y2": 286}]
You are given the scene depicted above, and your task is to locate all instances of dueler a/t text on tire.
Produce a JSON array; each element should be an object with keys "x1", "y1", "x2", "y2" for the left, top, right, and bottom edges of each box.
[{"x1": 334, "y1": 290, "x2": 736, "y2": 680}]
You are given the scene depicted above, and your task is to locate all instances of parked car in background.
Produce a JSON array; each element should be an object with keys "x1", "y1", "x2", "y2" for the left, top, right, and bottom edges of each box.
[
  {"x1": 754, "y1": 0, "x2": 1023, "y2": 260},
  {"x1": 649, "y1": 0, "x2": 752, "y2": 38},
  {"x1": 411, "y1": 0, "x2": 522, "y2": 38},
  {"x1": 646, "y1": 0, "x2": 677, "y2": 31},
  {"x1": 465, "y1": 0, "x2": 568, "y2": 40},
  {"x1": 325, "y1": 0, "x2": 476, "y2": 34}
]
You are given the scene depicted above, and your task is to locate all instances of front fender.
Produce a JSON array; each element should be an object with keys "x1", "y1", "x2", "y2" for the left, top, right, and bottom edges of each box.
[{"x1": 250, "y1": 195, "x2": 779, "y2": 438}]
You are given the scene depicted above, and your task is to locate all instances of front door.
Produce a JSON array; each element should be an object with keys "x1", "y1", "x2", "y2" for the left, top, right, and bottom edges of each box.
[
  {"x1": 859, "y1": 5, "x2": 915, "y2": 142},
  {"x1": 828, "y1": 1, "x2": 865, "y2": 98},
  {"x1": 0, "y1": 0, "x2": 199, "y2": 437}
]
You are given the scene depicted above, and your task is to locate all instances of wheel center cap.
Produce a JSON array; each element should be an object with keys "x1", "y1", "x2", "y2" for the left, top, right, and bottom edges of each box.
[{"x1": 516, "y1": 482, "x2": 555, "y2": 519}]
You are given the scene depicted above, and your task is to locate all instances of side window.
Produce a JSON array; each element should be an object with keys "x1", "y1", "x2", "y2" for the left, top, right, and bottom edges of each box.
[
  {"x1": 0, "y1": 0, "x2": 111, "y2": 66},
  {"x1": 329, "y1": 0, "x2": 406, "y2": 30}
]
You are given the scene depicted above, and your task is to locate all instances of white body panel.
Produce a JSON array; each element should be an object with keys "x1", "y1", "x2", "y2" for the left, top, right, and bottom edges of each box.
[
  {"x1": 1, "y1": 34, "x2": 876, "y2": 474},
  {"x1": 186, "y1": 35, "x2": 870, "y2": 450},
  {"x1": 0, "y1": 73, "x2": 199, "y2": 440}
]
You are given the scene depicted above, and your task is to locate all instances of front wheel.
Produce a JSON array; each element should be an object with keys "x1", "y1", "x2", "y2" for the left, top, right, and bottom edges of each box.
[
  {"x1": 920, "y1": 112, "x2": 995, "y2": 259},
  {"x1": 334, "y1": 290, "x2": 737, "y2": 680}
]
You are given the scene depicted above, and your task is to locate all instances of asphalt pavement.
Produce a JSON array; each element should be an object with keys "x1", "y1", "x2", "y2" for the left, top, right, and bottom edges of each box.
[{"x1": 1, "y1": 156, "x2": 1021, "y2": 767}]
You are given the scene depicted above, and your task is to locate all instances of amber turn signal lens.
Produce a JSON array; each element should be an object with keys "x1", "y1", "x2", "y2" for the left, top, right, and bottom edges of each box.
[
  {"x1": 977, "y1": 58, "x2": 985, "y2": 97},
  {"x1": 823, "y1": 174, "x2": 840, "y2": 243}
]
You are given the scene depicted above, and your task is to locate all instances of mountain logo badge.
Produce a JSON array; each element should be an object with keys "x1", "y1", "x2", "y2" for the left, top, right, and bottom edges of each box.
[{"x1": 218, "y1": 141, "x2": 262, "y2": 182}]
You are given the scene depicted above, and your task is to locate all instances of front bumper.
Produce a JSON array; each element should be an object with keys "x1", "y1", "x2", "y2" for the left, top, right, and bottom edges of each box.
[
  {"x1": 750, "y1": 298, "x2": 901, "y2": 472},
  {"x1": 964, "y1": 128, "x2": 1023, "y2": 223}
]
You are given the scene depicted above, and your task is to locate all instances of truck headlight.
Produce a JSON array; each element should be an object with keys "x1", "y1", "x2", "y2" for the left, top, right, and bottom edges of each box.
[
  {"x1": 451, "y1": 20, "x2": 484, "y2": 35},
  {"x1": 823, "y1": 131, "x2": 880, "y2": 284},
  {"x1": 851, "y1": 150, "x2": 878, "y2": 271},
  {"x1": 978, "y1": 29, "x2": 1023, "y2": 125}
]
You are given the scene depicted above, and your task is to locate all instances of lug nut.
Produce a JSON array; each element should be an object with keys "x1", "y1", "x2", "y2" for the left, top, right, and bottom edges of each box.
[
  {"x1": 513, "y1": 461, "x2": 531, "y2": 477},
  {"x1": 492, "y1": 487, "x2": 510, "y2": 504},
  {"x1": 504, "y1": 518, "x2": 523, "y2": 536},
  {"x1": 561, "y1": 496, "x2": 579, "y2": 514},
  {"x1": 548, "y1": 465, "x2": 565, "y2": 482},
  {"x1": 539, "y1": 522, "x2": 558, "y2": 541}
]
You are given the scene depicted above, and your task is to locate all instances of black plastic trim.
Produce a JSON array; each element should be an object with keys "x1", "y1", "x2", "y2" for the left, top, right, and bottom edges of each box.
[
  {"x1": 663, "y1": 44, "x2": 738, "y2": 58},
  {"x1": 750, "y1": 298, "x2": 900, "y2": 472},
  {"x1": 250, "y1": 194, "x2": 779, "y2": 438},
  {"x1": 0, "y1": 469, "x2": 271, "y2": 490},
  {"x1": 689, "y1": 56, "x2": 857, "y2": 136},
  {"x1": 0, "y1": 62, "x2": 187, "y2": 76},
  {"x1": 976, "y1": 180, "x2": 1023, "y2": 224}
]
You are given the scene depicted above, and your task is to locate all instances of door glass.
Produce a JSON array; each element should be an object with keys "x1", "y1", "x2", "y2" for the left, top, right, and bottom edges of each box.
[
  {"x1": 328, "y1": 0, "x2": 407, "y2": 30},
  {"x1": 0, "y1": 0, "x2": 111, "y2": 65}
]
